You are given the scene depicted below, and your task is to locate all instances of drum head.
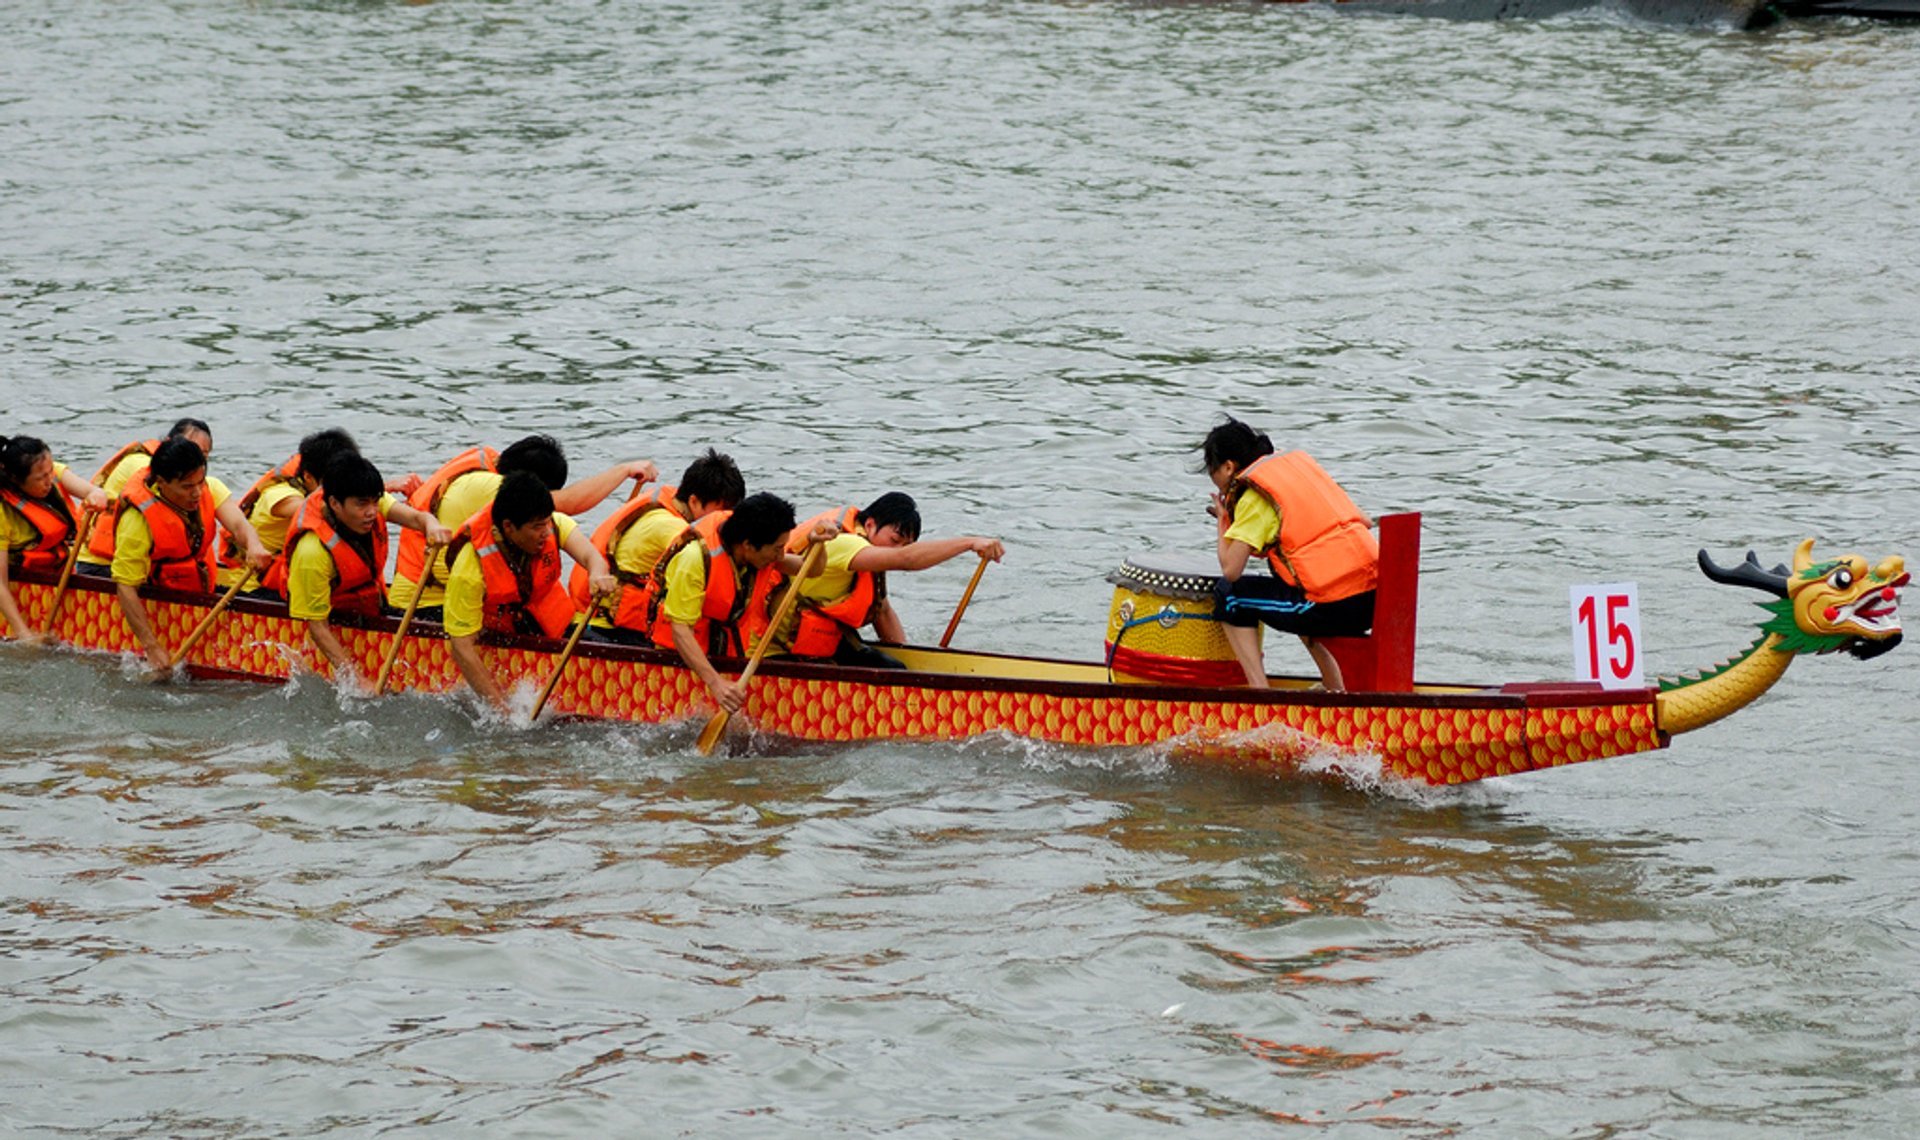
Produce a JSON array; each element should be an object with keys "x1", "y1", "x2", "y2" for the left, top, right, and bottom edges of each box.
[{"x1": 1106, "y1": 553, "x2": 1223, "y2": 599}]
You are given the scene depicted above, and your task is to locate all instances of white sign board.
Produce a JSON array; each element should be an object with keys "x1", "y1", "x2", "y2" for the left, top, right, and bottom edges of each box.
[{"x1": 1570, "y1": 583, "x2": 1644, "y2": 690}]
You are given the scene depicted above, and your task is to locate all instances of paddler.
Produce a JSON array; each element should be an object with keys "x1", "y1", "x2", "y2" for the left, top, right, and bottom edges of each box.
[
  {"x1": 1200, "y1": 416, "x2": 1377, "y2": 692},
  {"x1": 75, "y1": 418, "x2": 213, "y2": 578},
  {"x1": 441, "y1": 472, "x2": 617, "y2": 714},
  {"x1": 648, "y1": 492, "x2": 829, "y2": 713},
  {"x1": 772, "y1": 492, "x2": 1005, "y2": 668},
  {"x1": 109, "y1": 437, "x2": 274, "y2": 672},
  {"x1": 574, "y1": 448, "x2": 745, "y2": 645},
  {"x1": 0, "y1": 435, "x2": 112, "y2": 644},
  {"x1": 264, "y1": 453, "x2": 454, "y2": 688},
  {"x1": 215, "y1": 428, "x2": 423, "y2": 593},
  {"x1": 387, "y1": 435, "x2": 658, "y2": 622}
]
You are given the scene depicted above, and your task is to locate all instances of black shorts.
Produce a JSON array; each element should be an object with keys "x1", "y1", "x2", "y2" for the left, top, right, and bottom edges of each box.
[{"x1": 1214, "y1": 576, "x2": 1374, "y2": 639}]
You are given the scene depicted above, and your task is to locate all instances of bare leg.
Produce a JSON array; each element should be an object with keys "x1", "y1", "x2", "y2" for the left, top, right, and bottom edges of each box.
[
  {"x1": 1224, "y1": 623, "x2": 1268, "y2": 688},
  {"x1": 1304, "y1": 637, "x2": 1345, "y2": 692}
]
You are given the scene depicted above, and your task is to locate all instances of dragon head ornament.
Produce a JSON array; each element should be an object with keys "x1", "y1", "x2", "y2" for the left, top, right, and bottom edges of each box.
[{"x1": 1700, "y1": 540, "x2": 1907, "y2": 660}]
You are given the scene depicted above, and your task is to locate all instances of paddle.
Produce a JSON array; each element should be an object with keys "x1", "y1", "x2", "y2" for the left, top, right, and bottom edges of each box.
[
  {"x1": 531, "y1": 601, "x2": 597, "y2": 721},
  {"x1": 696, "y1": 541, "x2": 826, "y2": 756},
  {"x1": 938, "y1": 552, "x2": 991, "y2": 649},
  {"x1": 373, "y1": 547, "x2": 439, "y2": 697},
  {"x1": 43, "y1": 507, "x2": 100, "y2": 636},
  {"x1": 157, "y1": 569, "x2": 253, "y2": 676}
]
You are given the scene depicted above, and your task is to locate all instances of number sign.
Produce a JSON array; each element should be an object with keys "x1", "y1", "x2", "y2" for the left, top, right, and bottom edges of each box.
[{"x1": 1571, "y1": 583, "x2": 1643, "y2": 690}]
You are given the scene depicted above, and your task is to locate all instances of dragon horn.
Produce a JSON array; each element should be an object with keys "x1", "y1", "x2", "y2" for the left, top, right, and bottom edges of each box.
[{"x1": 1697, "y1": 549, "x2": 1789, "y2": 598}]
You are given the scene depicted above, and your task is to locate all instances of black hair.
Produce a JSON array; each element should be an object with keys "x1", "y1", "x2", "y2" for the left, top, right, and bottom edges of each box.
[
  {"x1": 321, "y1": 453, "x2": 384, "y2": 503},
  {"x1": 858, "y1": 491, "x2": 921, "y2": 542},
  {"x1": 494, "y1": 470, "x2": 555, "y2": 528},
  {"x1": 498, "y1": 434, "x2": 568, "y2": 491},
  {"x1": 299, "y1": 428, "x2": 360, "y2": 481},
  {"x1": 679, "y1": 448, "x2": 745, "y2": 509},
  {"x1": 168, "y1": 418, "x2": 212, "y2": 443},
  {"x1": 719, "y1": 492, "x2": 796, "y2": 550},
  {"x1": 150, "y1": 437, "x2": 207, "y2": 482},
  {"x1": 1199, "y1": 415, "x2": 1274, "y2": 474},
  {"x1": 0, "y1": 435, "x2": 51, "y2": 490}
]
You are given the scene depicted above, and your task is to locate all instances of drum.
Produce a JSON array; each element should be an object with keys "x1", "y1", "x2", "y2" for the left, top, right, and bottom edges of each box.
[{"x1": 1104, "y1": 554, "x2": 1256, "y2": 686}]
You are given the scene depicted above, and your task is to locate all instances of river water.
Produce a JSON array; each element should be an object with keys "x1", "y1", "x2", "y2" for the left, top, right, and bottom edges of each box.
[{"x1": 5, "y1": 1, "x2": 1920, "y2": 1136}]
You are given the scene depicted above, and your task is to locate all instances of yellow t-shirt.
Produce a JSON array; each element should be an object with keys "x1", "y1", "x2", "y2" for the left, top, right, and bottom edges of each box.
[
  {"x1": 215, "y1": 479, "x2": 312, "y2": 590},
  {"x1": 76, "y1": 452, "x2": 153, "y2": 567},
  {"x1": 770, "y1": 532, "x2": 871, "y2": 648},
  {"x1": 0, "y1": 461, "x2": 69, "y2": 556},
  {"x1": 1224, "y1": 488, "x2": 1281, "y2": 553},
  {"x1": 109, "y1": 477, "x2": 233, "y2": 586},
  {"x1": 589, "y1": 509, "x2": 689, "y2": 630},
  {"x1": 386, "y1": 470, "x2": 504, "y2": 610},
  {"x1": 285, "y1": 497, "x2": 397, "y2": 621},
  {"x1": 661, "y1": 536, "x2": 747, "y2": 629},
  {"x1": 441, "y1": 512, "x2": 578, "y2": 638}
]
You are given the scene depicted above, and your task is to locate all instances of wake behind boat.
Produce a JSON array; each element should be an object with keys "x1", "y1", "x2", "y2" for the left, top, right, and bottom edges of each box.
[{"x1": 7, "y1": 513, "x2": 1904, "y2": 787}]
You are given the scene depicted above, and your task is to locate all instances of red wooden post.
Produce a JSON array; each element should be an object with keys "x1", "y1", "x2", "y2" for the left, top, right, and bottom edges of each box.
[{"x1": 1320, "y1": 512, "x2": 1421, "y2": 693}]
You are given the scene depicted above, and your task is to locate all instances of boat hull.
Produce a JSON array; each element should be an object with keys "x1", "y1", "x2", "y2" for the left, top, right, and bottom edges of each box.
[{"x1": 8, "y1": 574, "x2": 1667, "y2": 786}]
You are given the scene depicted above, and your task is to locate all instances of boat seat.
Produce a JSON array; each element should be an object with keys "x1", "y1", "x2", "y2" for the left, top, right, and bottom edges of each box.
[{"x1": 1318, "y1": 512, "x2": 1420, "y2": 693}]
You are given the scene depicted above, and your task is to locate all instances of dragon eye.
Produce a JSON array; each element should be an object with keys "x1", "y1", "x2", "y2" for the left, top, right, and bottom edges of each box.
[{"x1": 1829, "y1": 568, "x2": 1854, "y2": 589}]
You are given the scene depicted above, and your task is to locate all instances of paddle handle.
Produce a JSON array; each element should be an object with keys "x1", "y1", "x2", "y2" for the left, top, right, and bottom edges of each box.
[
  {"x1": 697, "y1": 541, "x2": 826, "y2": 755},
  {"x1": 531, "y1": 604, "x2": 595, "y2": 720},
  {"x1": 939, "y1": 553, "x2": 991, "y2": 649},
  {"x1": 166, "y1": 570, "x2": 253, "y2": 670},
  {"x1": 44, "y1": 507, "x2": 100, "y2": 634}
]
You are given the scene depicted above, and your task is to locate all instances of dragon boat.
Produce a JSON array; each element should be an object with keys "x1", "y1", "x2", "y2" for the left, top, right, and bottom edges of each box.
[{"x1": 5, "y1": 514, "x2": 1905, "y2": 786}]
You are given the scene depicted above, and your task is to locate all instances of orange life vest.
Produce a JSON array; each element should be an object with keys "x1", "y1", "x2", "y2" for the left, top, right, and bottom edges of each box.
[
  {"x1": 118, "y1": 476, "x2": 219, "y2": 593},
  {"x1": 1, "y1": 483, "x2": 79, "y2": 575},
  {"x1": 568, "y1": 484, "x2": 686, "y2": 629},
  {"x1": 393, "y1": 447, "x2": 499, "y2": 588},
  {"x1": 86, "y1": 438, "x2": 162, "y2": 558},
  {"x1": 782, "y1": 506, "x2": 878, "y2": 658},
  {"x1": 1230, "y1": 451, "x2": 1378, "y2": 604},
  {"x1": 219, "y1": 452, "x2": 303, "y2": 567},
  {"x1": 444, "y1": 501, "x2": 576, "y2": 639},
  {"x1": 646, "y1": 511, "x2": 780, "y2": 657},
  {"x1": 263, "y1": 490, "x2": 390, "y2": 620}
]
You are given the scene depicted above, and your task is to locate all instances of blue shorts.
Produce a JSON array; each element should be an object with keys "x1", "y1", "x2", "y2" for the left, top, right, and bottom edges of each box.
[{"x1": 1214, "y1": 576, "x2": 1374, "y2": 638}]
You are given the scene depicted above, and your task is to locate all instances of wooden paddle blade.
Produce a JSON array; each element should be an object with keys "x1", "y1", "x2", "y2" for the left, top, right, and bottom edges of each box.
[{"x1": 696, "y1": 710, "x2": 730, "y2": 755}]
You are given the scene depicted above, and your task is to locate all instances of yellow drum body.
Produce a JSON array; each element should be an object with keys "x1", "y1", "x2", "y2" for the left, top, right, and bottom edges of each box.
[{"x1": 1104, "y1": 555, "x2": 1256, "y2": 686}]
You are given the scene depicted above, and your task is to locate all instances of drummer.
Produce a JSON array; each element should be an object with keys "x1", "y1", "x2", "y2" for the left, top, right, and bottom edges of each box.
[
  {"x1": 773, "y1": 492, "x2": 1004, "y2": 667},
  {"x1": 1200, "y1": 416, "x2": 1377, "y2": 692}
]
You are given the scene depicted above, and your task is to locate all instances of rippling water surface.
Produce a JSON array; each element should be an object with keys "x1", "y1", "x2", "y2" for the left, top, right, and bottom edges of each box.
[{"x1": 5, "y1": 1, "x2": 1920, "y2": 1135}]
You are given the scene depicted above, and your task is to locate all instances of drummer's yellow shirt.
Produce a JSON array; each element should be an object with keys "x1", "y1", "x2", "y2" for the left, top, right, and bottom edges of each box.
[
  {"x1": 109, "y1": 477, "x2": 233, "y2": 586},
  {"x1": 284, "y1": 496, "x2": 398, "y2": 621},
  {"x1": 589, "y1": 509, "x2": 689, "y2": 629},
  {"x1": 1224, "y1": 488, "x2": 1281, "y2": 553},
  {"x1": 76, "y1": 453, "x2": 154, "y2": 567},
  {"x1": 0, "y1": 461, "x2": 68, "y2": 556},
  {"x1": 386, "y1": 470, "x2": 504, "y2": 610},
  {"x1": 441, "y1": 512, "x2": 578, "y2": 639}
]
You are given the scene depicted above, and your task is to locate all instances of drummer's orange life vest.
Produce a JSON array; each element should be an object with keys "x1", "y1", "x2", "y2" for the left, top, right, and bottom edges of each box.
[
  {"x1": 393, "y1": 447, "x2": 499, "y2": 588},
  {"x1": 0, "y1": 482, "x2": 79, "y2": 574},
  {"x1": 568, "y1": 484, "x2": 686, "y2": 629},
  {"x1": 86, "y1": 438, "x2": 162, "y2": 558},
  {"x1": 263, "y1": 491, "x2": 390, "y2": 620},
  {"x1": 782, "y1": 506, "x2": 878, "y2": 658},
  {"x1": 118, "y1": 476, "x2": 219, "y2": 593},
  {"x1": 1230, "y1": 451, "x2": 1378, "y2": 604},
  {"x1": 646, "y1": 511, "x2": 780, "y2": 657},
  {"x1": 443, "y1": 501, "x2": 575, "y2": 639},
  {"x1": 220, "y1": 452, "x2": 303, "y2": 567}
]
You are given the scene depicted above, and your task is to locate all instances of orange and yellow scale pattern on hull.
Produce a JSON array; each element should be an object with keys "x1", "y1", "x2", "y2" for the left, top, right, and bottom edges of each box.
[{"x1": 13, "y1": 580, "x2": 1666, "y2": 786}]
